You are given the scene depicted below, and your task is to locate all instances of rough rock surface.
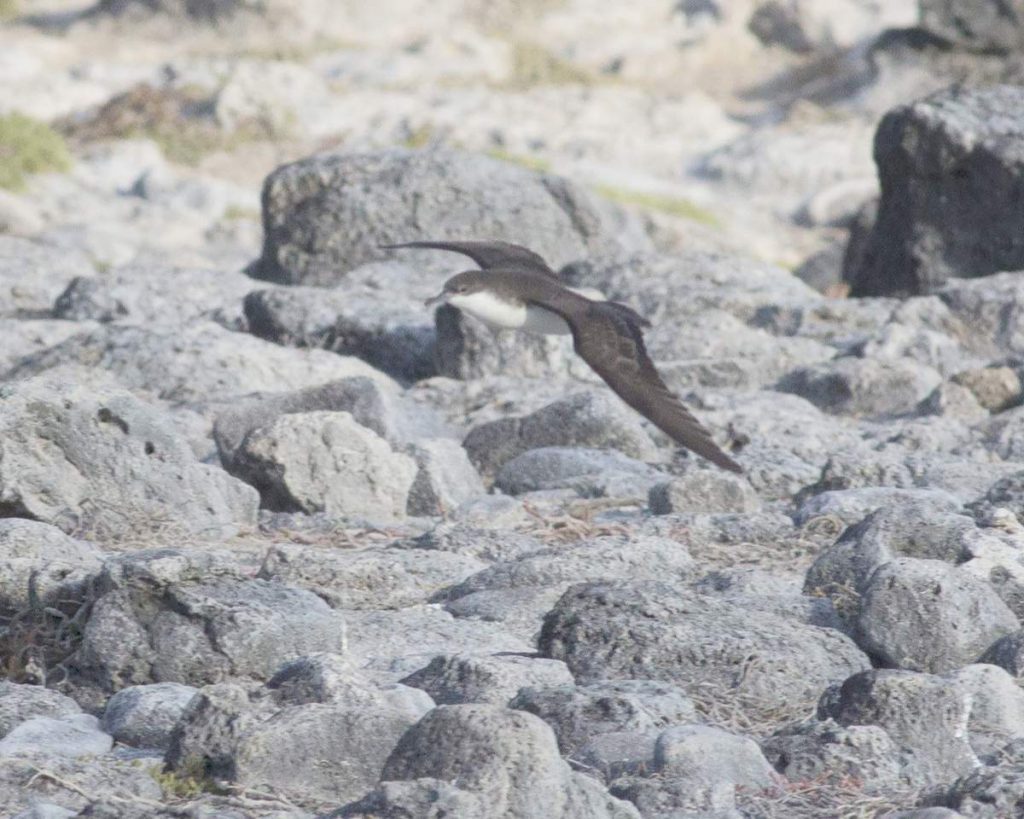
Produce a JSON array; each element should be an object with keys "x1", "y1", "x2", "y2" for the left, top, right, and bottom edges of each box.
[
  {"x1": 847, "y1": 85, "x2": 1024, "y2": 295},
  {"x1": 254, "y1": 149, "x2": 636, "y2": 286},
  {"x1": 0, "y1": 371, "x2": 258, "y2": 539}
]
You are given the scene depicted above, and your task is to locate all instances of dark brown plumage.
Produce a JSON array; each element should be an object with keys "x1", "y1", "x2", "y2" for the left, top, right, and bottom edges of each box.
[{"x1": 384, "y1": 241, "x2": 743, "y2": 473}]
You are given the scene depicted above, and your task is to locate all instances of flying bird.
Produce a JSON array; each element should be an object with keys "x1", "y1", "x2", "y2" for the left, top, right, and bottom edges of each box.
[{"x1": 382, "y1": 240, "x2": 743, "y2": 473}]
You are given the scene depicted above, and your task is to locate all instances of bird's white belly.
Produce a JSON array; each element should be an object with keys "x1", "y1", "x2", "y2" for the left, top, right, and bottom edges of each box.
[{"x1": 448, "y1": 291, "x2": 571, "y2": 335}]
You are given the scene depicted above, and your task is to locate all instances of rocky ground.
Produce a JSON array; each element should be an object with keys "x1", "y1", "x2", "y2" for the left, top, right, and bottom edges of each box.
[{"x1": 2, "y1": 0, "x2": 1024, "y2": 817}]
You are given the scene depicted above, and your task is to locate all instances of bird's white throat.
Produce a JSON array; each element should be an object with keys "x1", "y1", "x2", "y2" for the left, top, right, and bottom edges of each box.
[{"x1": 447, "y1": 290, "x2": 571, "y2": 335}]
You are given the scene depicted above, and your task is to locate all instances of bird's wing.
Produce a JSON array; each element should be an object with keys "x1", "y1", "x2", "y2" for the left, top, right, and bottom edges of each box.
[
  {"x1": 380, "y1": 240, "x2": 557, "y2": 278},
  {"x1": 560, "y1": 300, "x2": 743, "y2": 473}
]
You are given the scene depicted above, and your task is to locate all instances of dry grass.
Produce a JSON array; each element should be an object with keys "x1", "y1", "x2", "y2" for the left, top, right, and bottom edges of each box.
[
  {"x1": 0, "y1": 112, "x2": 72, "y2": 191},
  {"x1": 0, "y1": 588, "x2": 92, "y2": 686},
  {"x1": 737, "y1": 775, "x2": 921, "y2": 819},
  {"x1": 505, "y1": 40, "x2": 594, "y2": 89},
  {"x1": 594, "y1": 184, "x2": 721, "y2": 227}
]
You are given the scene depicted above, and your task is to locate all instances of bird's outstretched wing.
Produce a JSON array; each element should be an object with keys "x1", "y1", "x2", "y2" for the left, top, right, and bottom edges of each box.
[
  {"x1": 565, "y1": 301, "x2": 743, "y2": 473},
  {"x1": 381, "y1": 240, "x2": 557, "y2": 278}
]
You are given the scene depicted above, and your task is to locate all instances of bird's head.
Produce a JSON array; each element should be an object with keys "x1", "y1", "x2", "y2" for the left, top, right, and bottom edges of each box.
[{"x1": 424, "y1": 271, "x2": 490, "y2": 308}]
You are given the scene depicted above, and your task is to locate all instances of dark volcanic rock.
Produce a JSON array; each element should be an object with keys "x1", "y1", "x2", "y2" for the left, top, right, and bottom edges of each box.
[
  {"x1": 254, "y1": 149, "x2": 635, "y2": 286},
  {"x1": 846, "y1": 85, "x2": 1024, "y2": 296}
]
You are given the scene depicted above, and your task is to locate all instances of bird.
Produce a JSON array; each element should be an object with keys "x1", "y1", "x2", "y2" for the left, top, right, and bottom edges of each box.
[{"x1": 382, "y1": 240, "x2": 743, "y2": 473}]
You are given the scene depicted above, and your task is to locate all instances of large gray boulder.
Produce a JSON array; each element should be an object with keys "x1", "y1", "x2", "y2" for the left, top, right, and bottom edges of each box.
[
  {"x1": 400, "y1": 654, "x2": 573, "y2": 706},
  {"x1": 254, "y1": 149, "x2": 633, "y2": 286},
  {"x1": 230, "y1": 411, "x2": 418, "y2": 518},
  {"x1": 375, "y1": 705, "x2": 641, "y2": 819},
  {"x1": 855, "y1": 558, "x2": 1019, "y2": 673},
  {"x1": 920, "y1": 0, "x2": 1024, "y2": 54},
  {"x1": 0, "y1": 683, "x2": 81, "y2": 739},
  {"x1": 257, "y1": 543, "x2": 486, "y2": 609},
  {"x1": 77, "y1": 550, "x2": 346, "y2": 690},
  {"x1": 243, "y1": 265, "x2": 437, "y2": 382},
  {"x1": 610, "y1": 725, "x2": 779, "y2": 818},
  {"x1": 539, "y1": 581, "x2": 869, "y2": 721},
  {"x1": 100, "y1": 682, "x2": 198, "y2": 750},
  {"x1": 167, "y1": 682, "x2": 416, "y2": 805},
  {"x1": 493, "y1": 447, "x2": 665, "y2": 497},
  {"x1": 4, "y1": 322, "x2": 392, "y2": 403},
  {"x1": 847, "y1": 85, "x2": 1024, "y2": 296},
  {"x1": 510, "y1": 680, "x2": 697, "y2": 757},
  {"x1": 0, "y1": 520, "x2": 103, "y2": 613},
  {"x1": 405, "y1": 438, "x2": 486, "y2": 516},
  {"x1": 761, "y1": 719, "x2": 903, "y2": 786},
  {"x1": 463, "y1": 391, "x2": 658, "y2": 479},
  {"x1": 0, "y1": 371, "x2": 258, "y2": 539},
  {"x1": 0, "y1": 236, "x2": 94, "y2": 318},
  {"x1": 826, "y1": 669, "x2": 978, "y2": 785},
  {"x1": 0, "y1": 714, "x2": 112, "y2": 759}
]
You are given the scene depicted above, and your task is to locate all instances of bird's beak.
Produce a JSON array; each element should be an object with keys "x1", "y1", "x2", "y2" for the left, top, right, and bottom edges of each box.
[{"x1": 424, "y1": 292, "x2": 447, "y2": 308}]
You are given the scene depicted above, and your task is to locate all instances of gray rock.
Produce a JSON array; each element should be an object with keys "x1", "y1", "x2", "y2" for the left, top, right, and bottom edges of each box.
[
  {"x1": 848, "y1": 86, "x2": 1024, "y2": 296},
  {"x1": 380, "y1": 705, "x2": 641, "y2": 819},
  {"x1": 539, "y1": 581, "x2": 869, "y2": 721},
  {"x1": 337, "y1": 778, "x2": 490, "y2": 819},
  {"x1": 693, "y1": 567, "x2": 843, "y2": 631},
  {"x1": 463, "y1": 391, "x2": 658, "y2": 479},
  {"x1": 413, "y1": 522, "x2": 547, "y2": 563},
  {"x1": 828, "y1": 669, "x2": 977, "y2": 785},
  {"x1": 888, "y1": 811, "x2": 964, "y2": 819},
  {"x1": 494, "y1": 447, "x2": 664, "y2": 497},
  {"x1": 254, "y1": 148, "x2": 631, "y2": 286},
  {"x1": 0, "y1": 682, "x2": 81, "y2": 739},
  {"x1": 11, "y1": 804, "x2": 77, "y2": 819},
  {"x1": 53, "y1": 265, "x2": 254, "y2": 329},
  {"x1": 920, "y1": 0, "x2": 1024, "y2": 53},
  {"x1": 213, "y1": 377, "x2": 446, "y2": 466},
  {"x1": 257, "y1": 543, "x2": 485, "y2": 609},
  {"x1": 344, "y1": 606, "x2": 531, "y2": 682},
  {"x1": 243, "y1": 272, "x2": 437, "y2": 382},
  {"x1": 804, "y1": 499, "x2": 986, "y2": 617},
  {"x1": 79, "y1": 559, "x2": 347, "y2": 689},
  {"x1": 405, "y1": 438, "x2": 486, "y2": 516},
  {"x1": 855, "y1": 557, "x2": 1019, "y2": 673},
  {"x1": 979, "y1": 630, "x2": 1024, "y2": 677},
  {"x1": 433, "y1": 303, "x2": 577, "y2": 381},
  {"x1": 167, "y1": 682, "x2": 416, "y2": 805},
  {"x1": 231, "y1": 411, "x2": 418, "y2": 518},
  {"x1": 778, "y1": 356, "x2": 942, "y2": 416},
  {"x1": 793, "y1": 486, "x2": 961, "y2": 529},
  {"x1": 400, "y1": 654, "x2": 574, "y2": 706},
  {"x1": 947, "y1": 664, "x2": 1024, "y2": 757},
  {"x1": 5, "y1": 322, "x2": 392, "y2": 403},
  {"x1": 443, "y1": 586, "x2": 567, "y2": 644},
  {"x1": 267, "y1": 653, "x2": 433, "y2": 718},
  {"x1": 648, "y1": 471, "x2": 760, "y2": 515},
  {"x1": 0, "y1": 370, "x2": 258, "y2": 539},
  {"x1": 100, "y1": 682, "x2": 198, "y2": 750},
  {"x1": 0, "y1": 519, "x2": 103, "y2": 614},
  {"x1": 969, "y1": 470, "x2": 1024, "y2": 525},
  {"x1": 940, "y1": 274, "x2": 1024, "y2": 360},
  {"x1": 573, "y1": 730, "x2": 661, "y2": 782},
  {"x1": 0, "y1": 236, "x2": 94, "y2": 318},
  {"x1": 510, "y1": 680, "x2": 697, "y2": 757},
  {"x1": 0, "y1": 319, "x2": 99, "y2": 376},
  {"x1": 761, "y1": 719, "x2": 902, "y2": 786},
  {"x1": 611, "y1": 725, "x2": 778, "y2": 817},
  {"x1": 917, "y1": 381, "x2": 989, "y2": 423},
  {"x1": 953, "y1": 365, "x2": 1023, "y2": 412},
  {"x1": 444, "y1": 536, "x2": 697, "y2": 601},
  {"x1": 931, "y1": 764, "x2": 1024, "y2": 817},
  {"x1": 0, "y1": 714, "x2": 112, "y2": 758}
]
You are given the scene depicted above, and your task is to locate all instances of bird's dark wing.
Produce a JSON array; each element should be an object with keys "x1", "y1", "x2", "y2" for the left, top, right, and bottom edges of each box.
[
  {"x1": 562, "y1": 300, "x2": 742, "y2": 473},
  {"x1": 380, "y1": 240, "x2": 557, "y2": 278}
]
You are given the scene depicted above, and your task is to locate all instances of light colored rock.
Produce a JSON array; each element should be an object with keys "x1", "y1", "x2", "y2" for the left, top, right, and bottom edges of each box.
[
  {"x1": 0, "y1": 682, "x2": 81, "y2": 739},
  {"x1": 0, "y1": 370, "x2": 258, "y2": 539},
  {"x1": 494, "y1": 447, "x2": 665, "y2": 497},
  {"x1": 648, "y1": 471, "x2": 760, "y2": 514},
  {"x1": 257, "y1": 543, "x2": 486, "y2": 609},
  {"x1": 855, "y1": 558, "x2": 1019, "y2": 673},
  {"x1": 0, "y1": 236, "x2": 94, "y2": 318},
  {"x1": 233, "y1": 411, "x2": 418, "y2": 518},
  {"x1": 401, "y1": 654, "x2": 574, "y2": 706},
  {"x1": 101, "y1": 682, "x2": 198, "y2": 750},
  {"x1": 380, "y1": 705, "x2": 641, "y2": 819},
  {"x1": 0, "y1": 714, "x2": 112, "y2": 759},
  {"x1": 761, "y1": 719, "x2": 902, "y2": 786},
  {"x1": 405, "y1": 438, "x2": 486, "y2": 516},
  {"x1": 0, "y1": 519, "x2": 103, "y2": 613}
]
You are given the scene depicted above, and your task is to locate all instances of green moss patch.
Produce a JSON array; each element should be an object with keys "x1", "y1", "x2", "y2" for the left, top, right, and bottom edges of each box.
[
  {"x1": 0, "y1": 112, "x2": 72, "y2": 191},
  {"x1": 594, "y1": 184, "x2": 721, "y2": 227}
]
